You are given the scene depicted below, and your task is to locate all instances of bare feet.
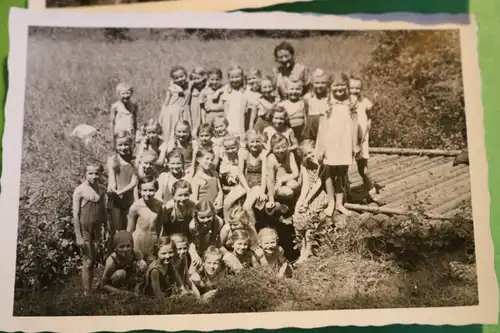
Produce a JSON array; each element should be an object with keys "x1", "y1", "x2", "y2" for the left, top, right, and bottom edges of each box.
[
  {"x1": 324, "y1": 203, "x2": 335, "y2": 217},
  {"x1": 335, "y1": 204, "x2": 352, "y2": 216}
]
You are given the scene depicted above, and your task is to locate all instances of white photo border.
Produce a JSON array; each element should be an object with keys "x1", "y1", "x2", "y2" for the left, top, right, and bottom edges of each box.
[{"x1": 0, "y1": 8, "x2": 497, "y2": 332}]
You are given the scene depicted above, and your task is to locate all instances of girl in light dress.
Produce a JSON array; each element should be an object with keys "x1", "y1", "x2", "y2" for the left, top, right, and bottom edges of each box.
[
  {"x1": 349, "y1": 75, "x2": 384, "y2": 205},
  {"x1": 222, "y1": 65, "x2": 248, "y2": 137},
  {"x1": 110, "y1": 82, "x2": 138, "y2": 139},
  {"x1": 253, "y1": 75, "x2": 281, "y2": 134},
  {"x1": 244, "y1": 68, "x2": 263, "y2": 131},
  {"x1": 273, "y1": 42, "x2": 310, "y2": 100},
  {"x1": 155, "y1": 149, "x2": 188, "y2": 204},
  {"x1": 293, "y1": 140, "x2": 328, "y2": 264},
  {"x1": 107, "y1": 131, "x2": 138, "y2": 252},
  {"x1": 263, "y1": 105, "x2": 299, "y2": 154},
  {"x1": 190, "y1": 147, "x2": 223, "y2": 213},
  {"x1": 159, "y1": 66, "x2": 192, "y2": 143},
  {"x1": 72, "y1": 163, "x2": 107, "y2": 295},
  {"x1": 302, "y1": 68, "x2": 330, "y2": 142},
  {"x1": 190, "y1": 67, "x2": 207, "y2": 137},
  {"x1": 316, "y1": 72, "x2": 358, "y2": 217},
  {"x1": 200, "y1": 68, "x2": 225, "y2": 125},
  {"x1": 127, "y1": 176, "x2": 165, "y2": 264}
]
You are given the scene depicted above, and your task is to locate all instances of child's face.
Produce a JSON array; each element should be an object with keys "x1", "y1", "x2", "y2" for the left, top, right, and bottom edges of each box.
[
  {"x1": 331, "y1": 81, "x2": 348, "y2": 100},
  {"x1": 229, "y1": 219, "x2": 245, "y2": 231},
  {"x1": 207, "y1": 74, "x2": 222, "y2": 90},
  {"x1": 175, "y1": 125, "x2": 190, "y2": 142},
  {"x1": 197, "y1": 209, "x2": 214, "y2": 228},
  {"x1": 173, "y1": 187, "x2": 190, "y2": 206},
  {"x1": 349, "y1": 79, "x2": 362, "y2": 97},
  {"x1": 199, "y1": 131, "x2": 212, "y2": 145},
  {"x1": 140, "y1": 181, "x2": 157, "y2": 201},
  {"x1": 213, "y1": 121, "x2": 227, "y2": 137},
  {"x1": 158, "y1": 244, "x2": 175, "y2": 265},
  {"x1": 261, "y1": 79, "x2": 274, "y2": 97},
  {"x1": 116, "y1": 242, "x2": 133, "y2": 258},
  {"x1": 175, "y1": 241, "x2": 189, "y2": 260},
  {"x1": 287, "y1": 83, "x2": 303, "y2": 101},
  {"x1": 223, "y1": 141, "x2": 238, "y2": 157},
  {"x1": 120, "y1": 89, "x2": 132, "y2": 102},
  {"x1": 272, "y1": 112, "x2": 286, "y2": 130},
  {"x1": 247, "y1": 74, "x2": 261, "y2": 91},
  {"x1": 313, "y1": 75, "x2": 328, "y2": 95},
  {"x1": 85, "y1": 167, "x2": 100, "y2": 185},
  {"x1": 272, "y1": 141, "x2": 288, "y2": 157},
  {"x1": 172, "y1": 69, "x2": 188, "y2": 87},
  {"x1": 115, "y1": 138, "x2": 131, "y2": 155},
  {"x1": 303, "y1": 147, "x2": 317, "y2": 163},
  {"x1": 259, "y1": 235, "x2": 278, "y2": 254},
  {"x1": 145, "y1": 126, "x2": 159, "y2": 141},
  {"x1": 192, "y1": 73, "x2": 206, "y2": 89},
  {"x1": 228, "y1": 69, "x2": 243, "y2": 89},
  {"x1": 203, "y1": 254, "x2": 221, "y2": 276},
  {"x1": 247, "y1": 136, "x2": 262, "y2": 153},
  {"x1": 168, "y1": 157, "x2": 183, "y2": 175},
  {"x1": 198, "y1": 153, "x2": 214, "y2": 171},
  {"x1": 233, "y1": 239, "x2": 249, "y2": 255},
  {"x1": 141, "y1": 158, "x2": 156, "y2": 173},
  {"x1": 276, "y1": 49, "x2": 293, "y2": 68}
]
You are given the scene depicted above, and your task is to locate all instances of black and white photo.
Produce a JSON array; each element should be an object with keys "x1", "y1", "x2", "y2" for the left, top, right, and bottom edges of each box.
[{"x1": 0, "y1": 9, "x2": 497, "y2": 332}]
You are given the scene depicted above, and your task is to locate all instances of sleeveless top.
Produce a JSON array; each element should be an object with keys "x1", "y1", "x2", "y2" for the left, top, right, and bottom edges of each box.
[
  {"x1": 113, "y1": 157, "x2": 136, "y2": 209},
  {"x1": 245, "y1": 152, "x2": 262, "y2": 188},
  {"x1": 164, "y1": 200, "x2": 196, "y2": 237},
  {"x1": 113, "y1": 101, "x2": 136, "y2": 134},
  {"x1": 275, "y1": 152, "x2": 292, "y2": 176},
  {"x1": 144, "y1": 259, "x2": 177, "y2": 296},
  {"x1": 110, "y1": 250, "x2": 141, "y2": 274},
  {"x1": 197, "y1": 176, "x2": 219, "y2": 203},
  {"x1": 78, "y1": 183, "x2": 105, "y2": 233}
]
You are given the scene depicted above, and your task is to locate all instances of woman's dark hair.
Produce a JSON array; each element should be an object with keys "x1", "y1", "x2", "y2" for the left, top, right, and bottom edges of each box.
[{"x1": 274, "y1": 41, "x2": 295, "y2": 58}]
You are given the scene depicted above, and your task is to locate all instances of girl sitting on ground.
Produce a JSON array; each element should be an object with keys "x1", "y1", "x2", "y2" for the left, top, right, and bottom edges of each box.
[
  {"x1": 100, "y1": 230, "x2": 147, "y2": 295},
  {"x1": 144, "y1": 236, "x2": 190, "y2": 299},
  {"x1": 255, "y1": 227, "x2": 291, "y2": 278},
  {"x1": 230, "y1": 229, "x2": 260, "y2": 272},
  {"x1": 170, "y1": 233, "x2": 198, "y2": 294},
  {"x1": 72, "y1": 163, "x2": 107, "y2": 296}
]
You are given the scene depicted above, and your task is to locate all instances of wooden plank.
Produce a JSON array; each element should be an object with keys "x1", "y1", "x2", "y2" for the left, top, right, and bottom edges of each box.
[
  {"x1": 429, "y1": 192, "x2": 472, "y2": 215},
  {"x1": 349, "y1": 155, "x2": 422, "y2": 185},
  {"x1": 370, "y1": 147, "x2": 463, "y2": 156}
]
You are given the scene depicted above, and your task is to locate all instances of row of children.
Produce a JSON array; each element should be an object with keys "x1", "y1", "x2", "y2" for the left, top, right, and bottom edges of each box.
[{"x1": 72, "y1": 41, "x2": 383, "y2": 300}]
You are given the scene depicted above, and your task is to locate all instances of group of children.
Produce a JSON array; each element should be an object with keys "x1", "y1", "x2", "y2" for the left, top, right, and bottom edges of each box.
[{"x1": 72, "y1": 41, "x2": 383, "y2": 301}]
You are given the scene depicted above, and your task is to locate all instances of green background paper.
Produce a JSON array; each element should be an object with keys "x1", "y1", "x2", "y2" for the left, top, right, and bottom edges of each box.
[{"x1": 0, "y1": 0, "x2": 498, "y2": 332}]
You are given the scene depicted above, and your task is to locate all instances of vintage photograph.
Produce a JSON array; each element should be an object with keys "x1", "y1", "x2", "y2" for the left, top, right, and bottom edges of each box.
[{"x1": 1, "y1": 9, "x2": 497, "y2": 332}]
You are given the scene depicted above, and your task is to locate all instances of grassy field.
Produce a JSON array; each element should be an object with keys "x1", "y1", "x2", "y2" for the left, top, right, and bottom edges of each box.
[{"x1": 14, "y1": 28, "x2": 475, "y2": 315}]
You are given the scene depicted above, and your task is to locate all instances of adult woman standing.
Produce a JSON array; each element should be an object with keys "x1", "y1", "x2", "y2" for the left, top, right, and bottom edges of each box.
[{"x1": 272, "y1": 41, "x2": 310, "y2": 100}]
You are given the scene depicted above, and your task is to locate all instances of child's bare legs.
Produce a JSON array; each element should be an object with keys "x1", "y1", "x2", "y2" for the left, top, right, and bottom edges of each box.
[
  {"x1": 242, "y1": 187, "x2": 260, "y2": 227},
  {"x1": 324, "y1": 168, "x2": 336, "y2": 217},
  {"x1": 81, "y1": 240, "x2": 95, "y2": 296},
  {"x1": 108, "y1": 208, "x2": 128, "y2": 253},
  {"x1": 357, "y1": 158, "x2": 384, "y2": 205},
  {"x1": 334, "y1": 165, "x2": 351, "y2": 216},
  {"x1": 223, "y1": 185, "x2": 247, "y2": 219}
]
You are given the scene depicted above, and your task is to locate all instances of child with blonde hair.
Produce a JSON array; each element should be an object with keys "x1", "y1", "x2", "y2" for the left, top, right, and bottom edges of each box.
[
  {"x1": 222, "y1": 65, "x2": 248, "y2": 137},
  {"x1": 127, "y1": 176, "x2": 165, "y2": 264},
  {"x1": 200, "y1": 68, "x2": 225, "y2": 125},
  {"x1": 317, "y1": 72, "x2": 357, "y2": 217},
  {"x1": 100, "y1": 230, "x2": 147, "y2": 295},
  {"x1": 110, "y1": 82, "x2": 138, "y2": 139},
  {"x1": 193, "y1": 123, "x2": 220, "y2": 172},
  {"x1": 134, "y1": 150, "x2": 161, "y2": 200},
  {"x1": 159, "y1": 66, "x2": 192, "y2": 142},
  {"x1": 72, "y1": 163, "x2": 107, "y2": 295},
  {"x1": 166, "y1": 120, "x2": 195, "y2": 174},
  {"x1": 190, "y1": 147, "x2": 223, "y2": 213},
  {"x1": 349, "y1": 74, "x2": 384, "y2": 205},
  {"x1": 136, "y1": 118, "x2": 168, "y2": 167},
  {"x1": 244, "y1": 68, "x2": 262, "y2": 130},
  {"x1": 293, "y1": 140, "x2": 328, "y2": 264},
  {"x1": 255, "y1": 227, "x2": 291, "y2": 277},
  {"x1": 107, "y1": 131, "x2": 138, "y2": 251},
  {"x1": 190, "y1": 246, "x2": 226, "y2": 301},
  {"x1": 266, "y1": 133, "x2": 300, "y2": 206},
  {"x1": 253, "y1": 75, "x2": 281, "y2": 133},
  {"x1": 190, "y1": 67, "x2": 207, "y2": 136},
  {"x1": 155, "y1": 149, "x2": 188, "y2": 203},
  {"x1": 230, "y1": 229, "x2": 259, "y2": 271},
  {"x1": 220, "y1": 205, "x2": 259, "y2": 254},
  {"x1": 302, "y1": 69, "x2": 330, "y2": 141},
  {"x1": 280, "y1": 80, "x2": 307, "y2": 143},
  {"x1": 170, "y1": 233, "x2": 198, "y2": 294},
  {"x1": 144, "y1": 236, "x2": 190, "y2": 299},
  {"x1": 263, "y1": 105, "x2": 299, "y2": 153}
]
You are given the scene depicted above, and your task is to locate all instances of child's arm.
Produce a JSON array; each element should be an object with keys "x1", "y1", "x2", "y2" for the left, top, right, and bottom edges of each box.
[
  {"x1": 172, "y1": 262, "x2": 188, "y2": 291},
  {"x1": 219, "y1": 224, "x2": 231, "y2": 255},
  {"x1": 150, "y1": 269, "x2": 166, "y2": 299},
  {"x1": 72, "y1": 187, "x2": 84, "y2": 246},
  {"x1": 106, "y1": 157, "x2": 117, "y2": 191},
  {"x1": 126, "y1": 202, "x2": 138, "y2": 233},
  {"x1": 100, "y1": 256, "x2": 132, "y2": 294},
  {"x1": 190, "y1": 178, "x2": 200, "y2": 203},
  {"x1": 260, "y1": 151, "x2": 268, "y2": 194},
  {"x1": 248, "y1": 103, "x2": 258, "y2": 130},
  {"x1": 295, "y1": 166, "x2": 309, "y2": 209},
  {"x1": 266, "y1": 155, "x2": 277, "y2": 204},
  {"x1": 237, "y1": 150, "x2": 252, "y2": 192},
  {"x1": 116, "y1": 172, "x2": 138, "y2": 196},
  {"x1": 288, "y1": 130, "x2": 299, "y2": 152},
  {"x1": 250, "y1": 252, "x2": 260, "y2": 268},
  {"x1": 305, "y1": 170, "x2": 323, "y2": 205},
  {"x1": 157, "y1": 141, "x2": 168, "y2": 167},
  {"x1": 214, "y1": 175, "x2": 224, "y2": 209},
  {"x1": 277, "y1": 248, "x2": 289, "y2": 278},
  {"x1": 276, "y1": 153, "x2": 299, "y2": 185}
]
